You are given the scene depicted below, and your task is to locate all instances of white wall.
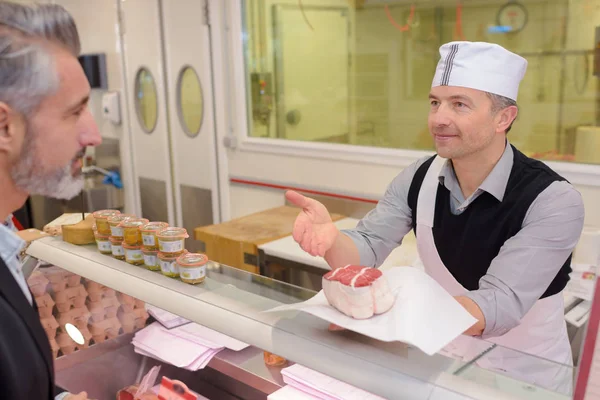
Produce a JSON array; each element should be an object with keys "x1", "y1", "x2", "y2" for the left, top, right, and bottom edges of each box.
[
  {"x1": 229, "y1": 152, "x2": 600, "y2": 229},
  {"x1": 51, "y1": 0, "x2": 137, "y2": 215}
]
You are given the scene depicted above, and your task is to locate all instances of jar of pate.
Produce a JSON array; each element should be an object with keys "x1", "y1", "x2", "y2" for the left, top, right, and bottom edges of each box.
[{"x1": 177, "y1": 253, "x2": 208, "y2": 284}]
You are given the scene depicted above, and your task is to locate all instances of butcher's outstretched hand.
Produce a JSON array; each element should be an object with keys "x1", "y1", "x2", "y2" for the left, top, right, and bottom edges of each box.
[{"x1": 286, "y1": 190, "x2": 339, "y2": 257}]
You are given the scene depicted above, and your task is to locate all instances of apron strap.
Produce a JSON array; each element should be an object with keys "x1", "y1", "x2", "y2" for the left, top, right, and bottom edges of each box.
[{"x1": 416, "y1": 156, "x2": 448, "y2": 228}]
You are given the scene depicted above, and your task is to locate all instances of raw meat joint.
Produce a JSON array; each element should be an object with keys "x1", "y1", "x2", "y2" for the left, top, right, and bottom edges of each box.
[{"x1": 322, "y1": 265, "x2": 395, "y2": 319}]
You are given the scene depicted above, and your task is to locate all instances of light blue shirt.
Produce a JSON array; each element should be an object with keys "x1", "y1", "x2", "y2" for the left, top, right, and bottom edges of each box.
[
  {"x1": 342, "y1": 143, "x2": 585, "y2": 338},
  {"x1": 0, "y1": 221, "x2": 30, "y2": 305}
]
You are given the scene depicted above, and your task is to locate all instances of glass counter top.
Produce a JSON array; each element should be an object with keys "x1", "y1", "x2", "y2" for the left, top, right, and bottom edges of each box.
[{"x1": 26, "y1": 236, "x2": 573, "y2": 400}]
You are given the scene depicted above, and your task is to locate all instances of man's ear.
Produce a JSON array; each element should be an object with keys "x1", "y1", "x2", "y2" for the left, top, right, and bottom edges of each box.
[
  {"x1": 0, "y1": 103, "x2": 10, "y2": 138},
  {"x1": 496, "y1": 105, "x2": 518, "y2": 134},
  {"x1": 0, "y1": 102, "x2": 25, "y2": 154}
]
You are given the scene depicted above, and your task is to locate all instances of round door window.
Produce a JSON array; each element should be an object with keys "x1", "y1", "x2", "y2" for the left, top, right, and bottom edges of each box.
[
  {"x1": 134, "y1": 67, "x2": 158, "y2": 133},
  {"x1": 177, "y1": 66, "x2": 204, "y2": 137}
]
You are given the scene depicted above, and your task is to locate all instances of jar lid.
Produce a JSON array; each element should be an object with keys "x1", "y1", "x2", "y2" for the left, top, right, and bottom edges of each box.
[
  {"x1": 123, "y1": 243, "x2": 142, "y2": 250},
  {"x1": 109, "y1": 236, "x2": 123, "y2": 244},
  {"x1": 157, "y1": 227, "x2": 189, "y2": 239},
  {"x1": 94, "y1": 232, "x2": 110, "y2": 240},
  {"x1": 119, "y1": 218, "x2": 150, "y2": 228},
  {"x1": 108, "y1": 214, "x2": 136, "y2": 224},
  {"x1": 92, "y1": 209, "x2": 121, "y2": 220},
  {"x1": 177, "y1": 253, "x2": 208, "y2": 267},
  {"x1": 140, "y1": 222, "x2": 169, "y2": 233},
  {"x1": 142, "y1": 248, "x2": 159, "y2": 255},
  {"x1": 158, "y1": 250, "x2": 188, "y2": 260}
]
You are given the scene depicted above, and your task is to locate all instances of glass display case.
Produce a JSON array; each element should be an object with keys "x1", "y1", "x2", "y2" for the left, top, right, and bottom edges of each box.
[{"x1": 23, "y1": 236, "x2": 576, "y2": 400}]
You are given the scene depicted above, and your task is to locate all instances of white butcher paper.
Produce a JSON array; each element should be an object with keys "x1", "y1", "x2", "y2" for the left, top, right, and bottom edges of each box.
[{"x1": 265, "y1": 266, "x2": 477, "y2": 356}]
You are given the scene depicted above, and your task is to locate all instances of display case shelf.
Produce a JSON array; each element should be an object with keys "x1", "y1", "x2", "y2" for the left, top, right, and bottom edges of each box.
[{"x1": 27, "y1": 236, "x2": 571, "y2": 400}]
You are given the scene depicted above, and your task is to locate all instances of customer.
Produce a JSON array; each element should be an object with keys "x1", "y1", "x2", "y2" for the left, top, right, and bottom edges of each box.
[{"x1": 0, "y1": 2, "x2": 101, "y2": 399}]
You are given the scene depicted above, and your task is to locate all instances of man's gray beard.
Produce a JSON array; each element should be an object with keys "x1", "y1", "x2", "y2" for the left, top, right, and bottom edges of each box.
[{"x1": 10, "y1": 140, "x2": 84, "y2": 201}]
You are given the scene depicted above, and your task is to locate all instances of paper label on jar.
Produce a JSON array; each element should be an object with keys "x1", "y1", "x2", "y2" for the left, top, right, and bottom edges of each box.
[
  {"x1": 160, "y1": 259, "x2": 178, "y2": 274},
  {"x1": 111, "y1": 244, "x2": 125, "y2": 256},
  {"x1": 110, "y1": 226, "x2": 124, "y2": 237},
  {"x1": 97, "y1": 241, "x2": 111, "y2": 252},
  {"x1": 180, "y1": 266, "x2": 206, "y2": 280},
  {"x1": 144, "y1": 254, "x2": 158, "y2": 266},
  {"x1": 142, "y1": 234, "x2": 156, "y2": 247},
  {"x1": 159, "y1": 240, "x2": 184, "y2": 253},
  {"x1": 126, "y1": 249, "x2": 143, "y2": 261}
]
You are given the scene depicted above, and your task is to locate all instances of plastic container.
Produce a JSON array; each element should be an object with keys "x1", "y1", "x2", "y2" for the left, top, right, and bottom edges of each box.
[
  {"x1": 108, "y1": 214, "x2": 136, "y2": 238},
  {"x1": 120, "y1": 218, "x2": 149, "y2": 246},
  {"x1": 139, "y1": 222, "x2": 169, "y2": 251},
  {"x1": 158, "y1": 251, "x2": 185, "y2": 278},
  {"x1": 156, "y1": 227, "x2": 189, "y2": 256},
  {"x1": 177, "y1": 253, "x2": 208, "y2": 284},
  {"x1": 92, "y1": 210, "x2": 121, "y2": 235},
  {"x1": 123, "y1": 243, "x2": 144, "y2": 266},
  {"x1": 94, "y1": 232, "x2": 112, "y2": 255},
  {"x1": 142, "y1": 248, "x2": 160, "y2": 271},
  {"x1": 109, "y1": 236, "x2": 125, "y2": 260}
]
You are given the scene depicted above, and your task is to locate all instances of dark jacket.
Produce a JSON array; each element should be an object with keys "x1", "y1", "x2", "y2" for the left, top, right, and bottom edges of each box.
[{"x1": 0, "y1": 256, "x2": 58, "y2": 399}]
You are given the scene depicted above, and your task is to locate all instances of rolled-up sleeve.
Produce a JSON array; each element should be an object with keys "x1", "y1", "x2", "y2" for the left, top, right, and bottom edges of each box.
[
  {"x1": 341, "y1": 157, "x2": 429, "y2": 267},
  {"x1": 465, "y1": 181, "x2": 585, "y2": 338}
]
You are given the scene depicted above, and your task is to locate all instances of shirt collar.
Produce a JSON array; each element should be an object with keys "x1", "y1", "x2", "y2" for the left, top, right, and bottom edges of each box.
[
  {"x1": 438, "y1": 141, "x2": 513, "y2": 202},
  {"x1": 0, "y1": 223, "x2": 25, "y2": 266}
]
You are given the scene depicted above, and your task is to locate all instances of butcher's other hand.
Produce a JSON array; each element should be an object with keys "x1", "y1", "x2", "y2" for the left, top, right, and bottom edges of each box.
[
  {"x1": 285, "y1": 190, "x2": 339, "y2": 257},
  {"x1": 65, "y1": 392, "x2": 94, "y2": 400}
]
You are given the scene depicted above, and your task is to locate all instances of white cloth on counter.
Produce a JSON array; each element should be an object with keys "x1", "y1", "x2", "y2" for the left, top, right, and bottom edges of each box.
[
  {"x1": 132, "y1": 320, "x2": 249, "y2": 371},
  {"x1": 274, "y1": 364, "x2": 385, "y2": 400}
]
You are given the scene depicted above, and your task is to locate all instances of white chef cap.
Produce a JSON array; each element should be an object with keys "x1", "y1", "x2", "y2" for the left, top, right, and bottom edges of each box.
[{"x1": 431, "y1": 41, "x2": 527, "y2": 101}]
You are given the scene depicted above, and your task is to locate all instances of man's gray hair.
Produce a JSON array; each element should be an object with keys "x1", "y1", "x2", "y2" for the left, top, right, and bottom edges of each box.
[
  {"x1": 0, "y1": 1, "x2": 81, "y2": 116},
  {"x1": 486, "y1": 92, "x2": 518, "y2": 133}
]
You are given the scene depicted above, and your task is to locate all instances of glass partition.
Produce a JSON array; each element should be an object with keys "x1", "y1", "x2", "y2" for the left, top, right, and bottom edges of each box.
[
  {"x1": 242, "y1": 0, "x2": 600, "y2": 164},
  {"x1": 27, "y1": 237, "x2": 580, "y2": 399}
]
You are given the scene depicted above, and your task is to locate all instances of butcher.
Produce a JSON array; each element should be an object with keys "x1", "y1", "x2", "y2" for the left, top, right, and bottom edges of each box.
[{"x1": 287, "y1": 41, "x2": 584, "y2": 391}]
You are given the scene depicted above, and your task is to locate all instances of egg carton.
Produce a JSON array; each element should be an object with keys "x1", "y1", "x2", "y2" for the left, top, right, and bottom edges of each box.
[
  {"x1": 83, "y1": 279, "x2": 104, "y2": 292},
  {"x1": 49, "y1": 337, "x2": 60, "y2": 359},
  {"x1": 40, "y1": 316, "x2": 59, "y2": 340},
  {"x1": 117, "y1": 293, "x2": 146, "y2": 313},
  {"x1": 34, "y1": 293, "x2": 55, "y2": 319},
  {"x1": 56, "y1": 327, "x2": 93, "y2": 355},
  {"x1": 56, "y1": 306, "x2": 91, "y2": 332},
  {"x1": 40, "y1": 266, "x2": 81, "y2": 293},
  {"x1": 54, "y1": 285, "x2": 88, "y2": 313},
  {"x1": 117, "y1": 307, "x2": 150, "y2": 334},
  {"x1": 89, "y1": 317, "x2": 122, "y2": 343},
  {"x1": 87, "y1": 285, "x2": 117, "y2": 302},
  {"x1": 27, "y1": 271, "x2": 49, "y2": 297},
  {"x1": 87, "y1": 296, "x2": 121, "y2": 323}
]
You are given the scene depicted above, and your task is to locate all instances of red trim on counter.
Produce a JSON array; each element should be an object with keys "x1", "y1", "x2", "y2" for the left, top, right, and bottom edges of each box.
[{"x1": 230, "y1": 178, "x2": 379, "y2": 205}]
